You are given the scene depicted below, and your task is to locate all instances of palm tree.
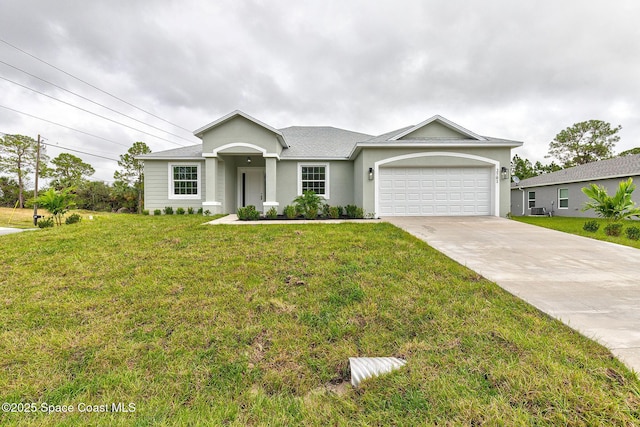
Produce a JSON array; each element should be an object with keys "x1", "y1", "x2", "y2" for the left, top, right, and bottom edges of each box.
[
  {"x1": 582, "y1": 178, "x2": 640, "y2": 222},
  {"x1": 36, "y1": 188, "x2": 76, "y2": 226}
]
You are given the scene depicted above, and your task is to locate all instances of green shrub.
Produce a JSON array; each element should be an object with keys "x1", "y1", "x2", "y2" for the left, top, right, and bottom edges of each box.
[
  {"x1": 328, "y1": 206, "x2": 341, "y2": 219},
  {"x1": 345, "y1": 204, "x2": 358, "y2": 218},
  {"x1": 283, "y1": 205, "x2": 297, "y2": 219},
  {"x1": 142, "y1": 209, "x2": 149, "y2": 216},
  {"x1": 322, "y1": 204, "x2": 331, "y2": 218},
  {"x1": 65, "y1": 213, "x2": 82, "y2": 225},
  {"x1": 204, "y1": 210, "x2": 211, "y2": 216},
  {"x1": 176, "y1": 207, "x2": 186, "y2": 215},
  {"x1": 293, "y1": 191, "x2": 324, "y2": 219},
  {"x1": 187, "y1": 207, "x2": 195, "y2": 215},
  {"x1": 237, "y1": 205, "x2": 260, "y2": 221},
  {"x1": 304, "y1": 207, "x2": 318, "y2": 220},
  {"x1": 37, "y1": 217, "x2": 54, "y2": 228},
  {"x1": 604, "y1": 223, "x2": 623, "y2": 237},
  {"x1": 197, "y1": 207, "x2": 203, "y2": 215},
  {"x1": 153, "y1": 209, "x2": 162, "y2": 216},
  {"x1": 266, "y1": 206, "x2": 278, "y2": 219},
  {"x1": 625, "y1": 226, "x2": 640, "y2": 240},
  {"x1": 163, "y1": 206, "x2": 174, "y2": 215},
  {"x1": 583, "y1": 220, "x2": 600, "y2": 232}
]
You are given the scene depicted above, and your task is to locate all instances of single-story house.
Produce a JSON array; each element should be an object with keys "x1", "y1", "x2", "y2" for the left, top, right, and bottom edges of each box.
[
  {"x1": 511, "y1": 153, "x2": 640, "y2": 217},
  {"x1": 138, "y1": 110, "x2": 522, "y2": 217}
]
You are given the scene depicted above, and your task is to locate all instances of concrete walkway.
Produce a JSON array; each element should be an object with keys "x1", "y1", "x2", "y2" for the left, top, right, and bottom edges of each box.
[
  {"x1": 385, "y1": 216, "x2": 640, "y2": 373},
  {"x1": 207, "y1": 214, "x2": 382, "y2": 225}
]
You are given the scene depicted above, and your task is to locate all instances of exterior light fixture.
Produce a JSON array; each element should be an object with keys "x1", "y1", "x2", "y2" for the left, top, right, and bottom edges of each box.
[
  {"x1": 368, "y1": 167, "x2": 374, "y2": 181},
  {"x1": 247, "y1": 156, "x2": 251, "y2": 163},
  {"x1": 500, "y1": 166, "x2": 508, "y2": 180}
]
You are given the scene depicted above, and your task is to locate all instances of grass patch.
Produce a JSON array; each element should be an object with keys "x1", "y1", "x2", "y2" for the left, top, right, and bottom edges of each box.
[
  {"x1": 0, "y1": 215, "x2": 639, "y2": 425},
  {"x1": 512, "y1": 216, "x2": 640, "y2": 249}
]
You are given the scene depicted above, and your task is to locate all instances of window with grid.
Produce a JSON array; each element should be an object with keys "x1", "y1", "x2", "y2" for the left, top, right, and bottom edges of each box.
[
  {"x1": 173, "y1": 166, "x2": 198, "y2": 195},
  {"x1": 558, "y1": 188, "x2": 569, "y2": 208},
  {"x1": 301, "y1": 165, "x2": 326, "y2": 195},
  {"x1": 528, "y1": 191, "x2": 536, "y2": 208}
]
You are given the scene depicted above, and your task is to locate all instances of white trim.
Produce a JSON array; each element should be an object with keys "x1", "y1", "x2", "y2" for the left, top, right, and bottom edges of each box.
[
  {"x1": 297, "y1": 162, "x2": 330, "y2": 199},
  {"x1": 212, "y1": 142, "x2": 267, "y2": 157},
  {"x1": 374, "y1": 152, "x2": 499, "y2": 217},
  {"x1": 347, "y1": 141, "x2": 523, "y2": 160},
  {"x1": 512, "y1": 173, "x2": 640, "y2": 189},
  {"x1": 237, "y1": 167, "x2": 265, "y2": 209},
  {"x1": 168, "y1": 163, "x2": 201, "y2": 200},
  {"x1": 527, "y1": 190, "x2": 536, "y2": 209},
  {"x1": 389, "y1": 115, "x2": 488, "y2": 141},
  {"x1": 558, "y1": 188, "x2": 569, "y2": 209}
]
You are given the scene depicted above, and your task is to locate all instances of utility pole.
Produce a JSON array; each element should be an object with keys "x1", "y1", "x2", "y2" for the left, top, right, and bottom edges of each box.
[{"x1": 33, "y1": 134, "x2": 42, "y2": 226}]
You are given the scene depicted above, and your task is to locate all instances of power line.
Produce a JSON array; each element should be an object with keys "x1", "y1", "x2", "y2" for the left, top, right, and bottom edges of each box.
[
  {"x1": 0, "y1": 59, "x2": 197, "y2": 143},
  {"x1": 0, "y1": 75, "x2": 187, "y2": 147},
  {"x1": 0, "y1": 104, "x2": 130, "y2": 147},
  {"x1": 0, "y1": 37, "x2": 193, "y2": 133},
  {"x1": 40, "y1": 141, "x2": 119, "y2": 162}
]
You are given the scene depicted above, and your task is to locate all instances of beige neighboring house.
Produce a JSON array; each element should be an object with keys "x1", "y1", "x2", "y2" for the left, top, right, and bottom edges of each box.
[{"x1": 138, "y1": 110, "x2": 522, "y2": 217}]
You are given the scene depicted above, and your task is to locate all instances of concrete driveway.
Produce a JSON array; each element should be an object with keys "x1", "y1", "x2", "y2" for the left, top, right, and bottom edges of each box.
[{"x1": 385, "y1": 216, "x2": 640, "y2": 373}]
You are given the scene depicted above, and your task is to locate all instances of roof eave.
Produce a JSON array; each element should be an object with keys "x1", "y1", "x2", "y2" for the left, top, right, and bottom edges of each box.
[
  {"x1": 514, "y1": 172, "x2": 640, "y2": 189},
  {"x1": 193, "y1": 109, "x2": 289, "y2": 148},
  {"x1": 390, "y1": 115, "x2": 488, "y2": 141}
]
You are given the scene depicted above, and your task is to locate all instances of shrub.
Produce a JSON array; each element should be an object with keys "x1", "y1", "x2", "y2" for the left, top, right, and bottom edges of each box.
[
  {"x1": 37, "y1": 217, "x2": 54, "y2": 228},
  {"x1": 625, "y1": 226, "x2": 640, "y2": 240},
  {"x1": 204, "y1": 210, "x2": 211, "y2": 216},
  {"x1": 187, "y1": 207, "x2": 195, "y2": 215},
  {"x1": 65, "y1": 213, "x2": 82, "y2": 225},
  {"x1": 583, "y1": 220, "x2": 600, "y2": 232},
  {"x1": 345, "y1": 205, "x2": 364, "y2": 219},
  {"x1": 176, "y1": 207, "x2": 186, "y2": 215},
  {"x1": 328, "y1": 206, "x2": 341, "y2": 219},
  {"x1": 322, "y1": 204, "x2": 331, "y2": 218},
  {"x1": 163, "y1": 206, "x2": 174, "y2": 215},
  {"x1": 283, "y1": 205, "x2": 297, "y2": 219},
  {"x1": 153, "y1": 209, "x2": 162, "y2": 216},
  {"x1": 304, "y1": 207, "x2": 318, "y2": 220},
  {"x1": 293, "y1": 191, "x2": 324, "y2": 219},
  {"x1": 197, "y1": 207, "x2": 203, "y2": 215},
  {"x1": 237, "y1": 205, "x2": 260, "y2": 221},
  {"x1": 582, "y1": 178, "x2": 640, "y2": 221},
  {"x1": 604, "y1": 223, "x2": 623, "y2": 237},
  {"x1": 266, "y1": 206, "x2": 278, "y2": 219},
  {"x1": 142, "y1": 209, "x2": 149, "y2": 216}
]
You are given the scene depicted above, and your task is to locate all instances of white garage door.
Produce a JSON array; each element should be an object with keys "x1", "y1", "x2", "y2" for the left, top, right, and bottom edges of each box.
[{"x1": 378, "y1": 167, "x2": 492, "y2": 216}]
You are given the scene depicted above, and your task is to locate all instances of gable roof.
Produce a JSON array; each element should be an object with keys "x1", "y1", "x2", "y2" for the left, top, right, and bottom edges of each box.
[
  {"x1": 389, "y1": 115, "x2": 487, "y2": 141},
  {"x1": 514, "y1": 154, "x2": 640, "y2": 188},
  {"x1": 193, "y1": 110, "x2": 288, "y2": 148},
  {"x1": 140, "y1": 112, "x2": 522, "y2": 161}
]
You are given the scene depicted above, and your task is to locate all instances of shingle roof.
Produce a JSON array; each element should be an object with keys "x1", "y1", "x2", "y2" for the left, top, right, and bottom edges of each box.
[
  {"x1": 279, "y1": 126, "x2": 372, "y2": 158},
  {"x1": 514, "y1": 154, "x2": 640, "y2": 188},
  {"x1": 137, "y1": 144, "x2": 203, "y2": 159}
]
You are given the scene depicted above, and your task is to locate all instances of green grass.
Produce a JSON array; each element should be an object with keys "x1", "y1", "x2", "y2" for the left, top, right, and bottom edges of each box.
[
  {"x1": 512, "y1": 216, "x2": 640, "y2": 249},
  {"x1": 1, "y1": 214, "x2": 639, "y2": 425}
]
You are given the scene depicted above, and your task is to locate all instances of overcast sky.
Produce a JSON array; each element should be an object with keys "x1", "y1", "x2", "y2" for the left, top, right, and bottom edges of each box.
[{"x1": 1, "y1": 0, "x2": 639, "y2": 182}]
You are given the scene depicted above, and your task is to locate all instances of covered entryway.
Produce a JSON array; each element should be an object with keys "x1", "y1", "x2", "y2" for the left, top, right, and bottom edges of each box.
[{"x1": 378, "y1": 167, "x2": 491, "y2": 216}]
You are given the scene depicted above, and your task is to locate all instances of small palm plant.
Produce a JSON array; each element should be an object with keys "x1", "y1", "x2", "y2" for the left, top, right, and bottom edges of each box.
[
  {"x1": 293, "y1": 190, "x2": 324, "y2": 219},
  {"x1": 582, "y1": 178, "x2": 640, "y2": 222},
  {"x1": 36, "y1": 188, "x2": 76, "y2": 226}
]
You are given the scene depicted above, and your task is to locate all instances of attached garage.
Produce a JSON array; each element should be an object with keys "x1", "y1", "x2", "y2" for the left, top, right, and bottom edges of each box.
[{"x1": 378, "y1": 167, "x2": 492, "y2": 216}]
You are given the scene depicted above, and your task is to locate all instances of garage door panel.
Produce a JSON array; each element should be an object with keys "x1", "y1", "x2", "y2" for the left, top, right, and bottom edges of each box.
[{"x1": 379, "y1": 167, "x2": 491, "y2": 216}]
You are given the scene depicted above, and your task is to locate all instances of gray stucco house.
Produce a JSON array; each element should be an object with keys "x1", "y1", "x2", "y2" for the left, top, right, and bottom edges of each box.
[
  {"x1": 138, "y1": 110, "x2": 522, "y2": 217},
  {"x1": 511, "y1": 154, "x2": 640, "y2": 217}
]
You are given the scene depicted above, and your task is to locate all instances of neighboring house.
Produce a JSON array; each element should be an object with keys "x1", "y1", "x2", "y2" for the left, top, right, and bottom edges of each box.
[
  {"x1": 511, "y1": 154, "x2": 640, "y2": 217},
  {"x1": 138, "y1": 110, "x2": 522, "y2": 217}
]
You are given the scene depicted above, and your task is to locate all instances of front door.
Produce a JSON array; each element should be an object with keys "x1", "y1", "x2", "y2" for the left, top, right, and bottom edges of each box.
[{"x1": 238, "y1": 168, "x2": 265, "y2": 209}]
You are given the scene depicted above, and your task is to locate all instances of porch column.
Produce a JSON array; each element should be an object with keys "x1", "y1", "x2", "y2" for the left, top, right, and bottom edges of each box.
[
  {"x1": 202, "y1": 155, "x2": 222, "y2": 214},
  {"x1": 263, "y1": 156, "x2": 279, "y2": 214}
]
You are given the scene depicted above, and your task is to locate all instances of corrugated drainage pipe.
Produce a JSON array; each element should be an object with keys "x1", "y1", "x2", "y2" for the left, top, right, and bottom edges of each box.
[{"x1": 349, "y1": 357, "x2": 407, "y2": 387}]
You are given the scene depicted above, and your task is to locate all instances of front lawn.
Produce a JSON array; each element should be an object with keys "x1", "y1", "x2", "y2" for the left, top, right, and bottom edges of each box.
[
  {"x1": 512, "y1": 216, "x2": 640, "y2": 249},
  {"x1": 1, "y1": 215, "x2": 639, "y2": 425}
]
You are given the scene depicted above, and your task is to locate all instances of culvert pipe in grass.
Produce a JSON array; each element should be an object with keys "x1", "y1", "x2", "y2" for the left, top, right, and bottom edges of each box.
[{"x1": 349, "y1": 357, "x2": 406, "y2": 387}]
